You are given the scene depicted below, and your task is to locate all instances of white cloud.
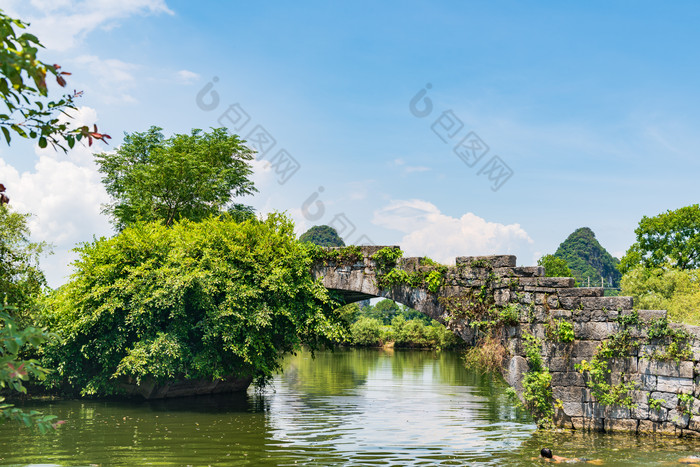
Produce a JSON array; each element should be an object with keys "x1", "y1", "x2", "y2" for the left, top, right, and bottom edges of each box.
[
  {"x1": 0, "y1": 106, "x2": 112, "y2": 288},
  {"x1": 373, "y1": 199, "x2": 533, "y2": 265},
  {"x1": 72, "y1": 55, "x2": 139, "y2": 104},
  {"x1": 392, "y1": 158, "x2": 431, "y2": 175},
  {"x1": 176, "y1": 70, "x2": 200, "y2": 85},
  {"x1": 4, "y1": 0, "x2": 173, "y2": 51}
]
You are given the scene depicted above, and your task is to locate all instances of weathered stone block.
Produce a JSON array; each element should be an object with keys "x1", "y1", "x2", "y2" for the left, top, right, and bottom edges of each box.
[
  {"x1": 668, "y1": 409, "x2": 690, "y2": 428},
  {"x1": 638, "y1": 420, "x2": 679, "y2": 435},
  {"x1": 548, "y1": 340, "x2": 599, "y2": 359},
  {"x1": 518, "y1": 292, "x2": 533, "y2": 304},
  {"x1": 649, "y1": 408, "x2": 668, "y2": 422},
  {"x1": 456, "y1": 255, "x2": 515, "y2": 268},
  {"x1": 571, "y1": 415, "x2": 604, "y2": 431},
  {"x1": 603, "y1": 418, "x2": 638, "y2": 433},
  {"x1": 631, "y1": 403, "x2": 650, "y2": 420},
  {"x1": 571, "y1": 309, "x2": 591, "y2": 322},
  {"x1": 558, "y1": 296, "x2": 582, "y2": 310},
  {"x1": 610, "y1": 357, "x2": 637, "y2": 374},
  {"x1": 638, "y1": 359, "x2": 694, "y2": 378},
  {"x1": 574, "y1": 322, "x2": 617, "y2": 340},
  {"x1": 641, "y1": 374, "x2": 657, "y2": 391},
  {"x1": 551, "y1": 309, "x2": 571, "y2": 320},
  {"x1": 553, "y1": 385, "x2": 589, "y2": 402},
  {"x1": 547, "y1": 356, "x2": 581, "y2": 372},
  {"x1": 523, "y1": 286, "x2": 557, "y2": 294},
  {"x1": 650, "y1": 391, "x2": 678, "y2": 409},
  {"x1": 538, "y1": 277, "x2": 576, "y2": 288},
  {"x1": 505, "y1": 356, "x2": 529, "y2": 395},
  {"x1": 510, "y1": 266, "x2": 545, "y2": 277},
  {"x1": 517, "y1": 277, "x2": 538, "y2": 286},
  {"x1": 551, "y1": 371, "x2": 586, "y2": 387},
  {"x1": 581, "y1": 296, "x2": 634, "y2": 312},
  {"x1": 535, "y1": 293, "x2": 547, "y2": 305},
  {"x1": 547, "y1": 295, "x2": 561, "y2": 309},
  {"x1": 638, "y1": 309, "x2": 668, "y2": 322},
  {"x1": 558, "y1": 287, "x2": 603, "y2": 298},
  {"x1": 398, "y1": 257, "x2": 421, "y2": 271},
  {"x1": 657, "y1": 376, "x2": 694, "y2": 393},
  {"x1": 562, "y1": 401, "x2": 588, "y2": 417},
  {"x1": 603, "y1": 406, "x2": 631, "y2": 420},
  {"x1": 493, "y1": 288, "x2": 510, "y2": 306},
  {"x1": 553, "y1": 408, "x2": 573, "y2": 429},
  {"x1": 688, "y1": 419, "x2": 700, "y2": 434},
  {"x1": 590, "y1": 309, "x2": 619, "y2": 322}
]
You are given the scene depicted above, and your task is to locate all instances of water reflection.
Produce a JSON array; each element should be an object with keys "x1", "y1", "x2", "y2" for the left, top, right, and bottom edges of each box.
[{"x1": 8, "y1": 349, "x2": 700, "y2": 465}]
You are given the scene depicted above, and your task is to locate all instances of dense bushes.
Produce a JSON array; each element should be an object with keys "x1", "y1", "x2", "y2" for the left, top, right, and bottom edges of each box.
[
  {"x1": 39, "y1": 214, "x2": 347, "y2": 396},
  {"x1": 621, "y1": 265, "x2": 700, "y2": 325},
  {"x1": 346, "y1": 306, "x2": 461, "y2": 349}
]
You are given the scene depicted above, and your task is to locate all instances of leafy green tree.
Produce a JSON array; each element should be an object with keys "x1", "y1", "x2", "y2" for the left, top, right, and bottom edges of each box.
[
  {"x1": 537, "y1": 254, "x2": 573, "y2": 278},
  {"x1": 0, "y1": 305, "x2": 60, "y2": 432},
  {"x1": 94, "y1": 126, "x2": 256, "y2": 230},
  {"x1": 554, "y1": 227, "x2": 621, "y2": 287},
  {"x1": 40, "y1": 214, "x2": 348, "y2": 396},
  {"x1": 0, "y1": 9, "x2": 108, "y2": 151},
  {"x1": 619, "y1": 204, "x2": 700, "y2": 273},
  {"x1": 0, "y1": 207, "x2": 56, "y2": 431},
  {"x1": 0, "y1": 206, "x2": 48, "y2": 321},
  {"x1": 621, "y1": 265, "x2": 700, "y2": 325},
  {"x1": 0, "y1": 8, "x2": 108, "y2": 432},
  {"x1": 366, "y1": 299, "x2": 401, "y2": 324},
  {"x1": 349, "y1": 316, "x2": 383, "y2": 346},
  {"x1": 299, "y1": 225, "x2": 345, "y2": 247}
]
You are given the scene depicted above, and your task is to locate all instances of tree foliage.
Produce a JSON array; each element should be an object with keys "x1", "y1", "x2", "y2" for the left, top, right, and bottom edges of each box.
[
  {"x1": 0, "y1": 206, "x2": 48, "y2": 321},
  {"x1": 40, "y1": 214, "x2": 348, "y2": 396},
  {"x1": 537, "y1": 254, "x2": 573, "y2": 278},
  {"x1": 621, "y1": 265, "x2": 700, "y2": 325},
  {"x1": 0, "y1": 9, "x2": 109, "y2": 150},
  {"x1": 94, "y1": 126, "x2": 256, "y2": 230},
  {"x1": 554, "y1": 227, "x2": 621, "y2": 287},
  {"x1": 299, "y1": 225, "x2": 345, "y2": 247},
  {"x1": 619, "y1": 204, "x2": 700, "y2": 273},
  {"x1": 0, "y1": 305, "x2": 61, "y2": 433}
]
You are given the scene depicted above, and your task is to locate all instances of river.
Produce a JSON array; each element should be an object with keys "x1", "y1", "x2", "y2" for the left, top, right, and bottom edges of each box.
[{"x1": 2, "y1": 348, "x2": 700, "y2": 465}]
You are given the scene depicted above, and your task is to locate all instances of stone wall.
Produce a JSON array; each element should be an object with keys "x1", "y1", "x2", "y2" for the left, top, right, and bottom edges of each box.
[{"x1": 313, "y1": 247, "x2": 700, "y2": 437}]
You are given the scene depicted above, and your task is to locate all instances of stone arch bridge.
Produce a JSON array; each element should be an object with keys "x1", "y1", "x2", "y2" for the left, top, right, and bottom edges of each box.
[{"x1": 312, "y1": 246, "x2": 700, "y2": 437}]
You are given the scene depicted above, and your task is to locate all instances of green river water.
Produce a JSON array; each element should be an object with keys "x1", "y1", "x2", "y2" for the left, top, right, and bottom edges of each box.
[{"x1": 2, "y1": 348, "x2": 700, "y2": 466}]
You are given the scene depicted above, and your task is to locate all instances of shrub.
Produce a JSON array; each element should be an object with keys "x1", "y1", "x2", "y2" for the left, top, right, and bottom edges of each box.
[
  {"x1": 349, "y1": 317, "x2": 383, "y2": 346},
  {"x1": 463, "y1": 335, "x2": 508, "y2": 374},
  {"x1": 40, "y1": 214, "x2": 347, "y2": 396}
]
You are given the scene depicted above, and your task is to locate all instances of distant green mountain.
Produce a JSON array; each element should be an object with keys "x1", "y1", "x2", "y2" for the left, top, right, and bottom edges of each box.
[
  {"x1": 554, "y1": 227, "x2": 621, "y2": 287},
  {"x1": 299, "y1": 225, "x2": 345, "y2": 247}
]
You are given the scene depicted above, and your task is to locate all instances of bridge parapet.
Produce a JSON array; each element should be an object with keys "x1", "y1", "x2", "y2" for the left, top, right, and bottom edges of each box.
[{"x1": 311, "y1": 246, "x2": 700, "y2": 436}]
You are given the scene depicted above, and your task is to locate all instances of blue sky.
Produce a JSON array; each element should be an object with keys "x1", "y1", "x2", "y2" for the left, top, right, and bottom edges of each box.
[{"x1": 1, "y1": 0, "x2": 699, "y2": 287}]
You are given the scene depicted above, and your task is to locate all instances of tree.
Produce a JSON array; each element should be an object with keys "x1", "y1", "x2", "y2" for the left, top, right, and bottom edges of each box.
[
  {"x1": 299, "y1": 225, "x2": 345, "y2": 247},
  {"x1": 0, "y1": 8, "x2": 108, "y2": 432},
  {"x1": 554, "y1": 227, "x2": 621, "y2": 287},
  {"x1": 0, "y1": 305, "x2": 61, "y2": 433},
  {"x1": 40, "y1": 214, "x2": 348, "y2": 396},
  {"x1": 366, "y1": 299, "x2": 401, "y2": 324},
  {"x1": 620, "y1": 265, "x2": 700, "y2": 325},
  {"x1": 0, "y1": 9, "x2": 109, "y2": 151},
  {"x1": 0, "y1": 206, "x2": 49, "y2": 322},
  {"x1": 0, "y1": 206, "x2": 56, "y2": 430},
  {"x1": 95, "y1": 126, "x2": 256, "y2": 230},
  {"x1": 537, "y1": 254, "x2": 573, "y2": 278},
  {"x1": 619, "y1": 204, "x2": 700, "y2": 273}
]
